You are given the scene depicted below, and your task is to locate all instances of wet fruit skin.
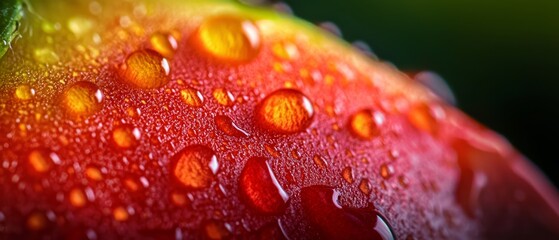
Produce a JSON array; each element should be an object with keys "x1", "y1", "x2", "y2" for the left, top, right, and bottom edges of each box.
[{"x1": 1, "y1": 0, "x2": 559, "y2": 239}]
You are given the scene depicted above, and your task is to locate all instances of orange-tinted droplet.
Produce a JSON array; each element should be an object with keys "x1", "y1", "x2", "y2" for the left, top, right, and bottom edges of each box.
[
  {"x1": 85, "y1": 166, "x2": 103, "y2": 181},
  {"x1": 204, "y1": 221, "x2": 231, "y2": 240},
  {"x1": 149, "y1": 32, "x2": 178, "y2": 59},
  {"x1": 113, "y1": 206, "x2": 129, "y2": 221},
  {"x1": 69, "y1": 188, "x2": 87, "y2": 207},
  {"x1": 214, "y1": 115, "x2": 249, "y2": 137},
  {"x1": 301, "y1": 186, "x2": 395, "y2": 240},
  {"x1": 256, "y1": 89, "x2": 314, "y2": 134},
  {"x1": 348, "y1": 109, "x2": 384, "y2": 140},
  {"x1": 398, "y1": 175, "x2": 409, "y2": 188},
  {"x1": 14, "y1": 84, "x2": 36, "y2": 101},
  {"x1": 121, "y1": 49, "x2": 169, "y2": 89},
  {"x1": 28, "y1": 150, "x2": 54, "y2": 173},
  {"x1": 26, "y1": 212, "x2": 47, "y2": 231},
  {"x1": 61, "y1": 81, "x2": 103, "y2": 119},
  {"x1": 111, "y1": 125, "x2": 141, "y2": 149},
  {"x1": 196, "y1": 15, "x2": 260, "y2": 62},
  {"x1": 380, "y1": 163, "x2": 394, "y2": 179},
  {"x1": 359, "y1": 178, "x2": 371, "y2": 195},
  {"x1": 171, "y1": 192, "x2": 188, "y2": 206},
  {"x1": 313, "y1": 155, "x2": 328, "y2": 169},
  {"x1": 180, "y1": 88, "x2": 204, "y2": 107},
  {"x1": 240, "y1": 157, "x2": 289, "y2": 215},
  {"x1": 172, "y1": 145, "x2": 218, "y2": 189},
  {"x1": 342, "y1": 167, "x2": 354, "y2": 184},
  {"x1": 212, "y1": 88, "x2": 234, "y2": 106},
  {"x1": 408, "y1": 103, "x2": 438, "y2": 134}
]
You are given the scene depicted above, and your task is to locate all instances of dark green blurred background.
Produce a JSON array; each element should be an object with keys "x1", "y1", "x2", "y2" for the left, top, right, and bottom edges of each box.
[{"x1": 282, "y1": 0, "x2": 559, "y2": 186}]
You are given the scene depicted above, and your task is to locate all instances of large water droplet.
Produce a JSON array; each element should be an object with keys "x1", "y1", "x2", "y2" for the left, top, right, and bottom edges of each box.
[
  {"x1": 121, "y1": 49, "x2": 169, "y2": 89},
  {"x1": 196, "y1": 15, "x2": 260, "y2": 62},
  {"x1": 342, "y1": 167, "x2": 354, "y2": 184},
  {"x1": 61, "y1": 81, "x2": 103, "y2": 119},
  {"x1": 179, "y1": 88, "x2": 204, "y2": 107},
  {"x1": 359, "y1": 179, "x2": 371, "y2": 195},
  {"x1": 214, "y1": 115, "x2": 249, "y2": 137},
  {"x1": 172, "y1": 145, "x2": 218, "y2": 190},
  {"x1": 149, "y1": 32, "x2": 178, "y2": 59},
  {"x1": 301, "y1": 186, "x2": 395, "y2": 240},
  {"x1": 212, "y1": 88, "x2": 234, "y2": 106},
  {"x1": 255, "y1": 89, "x2": 314, "y2": 134},
  {"x1": 380, "y1": 163, "x2": 394, "y2": 179},
  {"x1": 240, "y1": 157, "x2": 289, "y2": 215},
  {"x1": 348, "y1": 109, "x2": 384, "y2": 140},
  {"x1": 111, "y1": 125, "x2": 141, "y2": 149},
  {"x1": 14, "y1": 85, "x2": 36, "y2": 101},
  {"x1": 408, "y1": 103, "x2": 438, "y2": 134}
]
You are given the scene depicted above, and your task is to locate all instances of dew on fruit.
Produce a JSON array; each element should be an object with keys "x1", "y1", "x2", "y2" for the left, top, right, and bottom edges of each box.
[
  {"x1": 398, "y1": 175, "x2": 410, "y2": 188},
  {"x1": 212, "y1": 88, "x2": 234, "y2": 106},
  {"x1": 313, "y1": 154, "x2": 328, "y2": 168},
  {"x1": 124, "y1": 178, "x2": 140, "y2": 192},
  {"x1": 113, "y1": 206, "x2": 129, "y2": 221},
  {"x1": 179, "y1": 88, "x2": 204, "y2": 107},
  {"x1": 255, "y1": 89, "x2": 314, "y2": 134},
  {"x1": 111, "y1": 125, "x2": 141, "y2": 149},
  {"x1": 380, "y1": 163, "x2": 394, "y2": 179},
  {"x1": 85, "y1": 166, "x2": 103, "y2": 181},
  {"x1": 196, "y1": 15, "x2": 260, "y2": 62},
  {"x1": 69, "y1": 188, "x2": 87, "y2": 207},
  {"x1": 413, "y1": 71, "x2": 456, "y2": 105},
  {"x1": 204, "y1": 220, "x2": 231, "y2": 240},
  {"x1": 301, "y1": 186, "x2": 395, "y2": 240},
  {"x1": 171, "y1": 192, "x2": 188, "y2": 206},
  {"x1": 408, "y1": 103, "x2": 438, "y2": 134},
  {"x1": 214, "y1": 115, "x2": 249, "y2": 137},
  {"x1": 272, "y1": 42, "x2": 299, "y2": 60},
  {"x1": 318, "y1": 21, "x2": 342, "y2": 37},
  {"x1": 26, "y1": 212, "x2": 47, "y2": 231},
  {"x1": 61, "y1": 81, "x2": 103, "y2": 119},
  {"x1": 359, "y1": 178, "x2": 371, "y2": 195},
  {"x1": 342, "y1": 167, "x2": 354, "y2": 183},
  {"x1": 28, "y1": 150, "x2": 54, "y2": 174},
  {"x1": 149, "y1": 32, "x2": 178, "y2": 59},
  {"x1": 33, "y1": 48, "x2": 59, "y2": 64},
  {"x1": 172, "y1": 145, "x2": 218, "y2": 190},
  {"x1": 67, "y1": 17, "x2": 94, "y2": 37},
  {"x1": 348, "y1": 109, "x2": 383, "y2": 140},
  {"x1": 239, "y1": 157, "x2": 289, "y2": 215},
  {"x1": 121, "y1": 50, "x2": 169, "y2": 89},
  {"x1": 14, "y1": 85, "x2": 35, "y2": 101}
]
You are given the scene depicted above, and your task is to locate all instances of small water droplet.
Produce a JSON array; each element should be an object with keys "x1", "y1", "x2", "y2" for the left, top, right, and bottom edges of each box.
[
  {"x1": 240, "y1": 157, "x2": 289, "y2": 215},
  {"x1": 14, "y1": 85, "x2": 35, "y2": 101},
  {"x1": 398, "y1": 175, "x2": 409, "y2": 188},
  {"x1": 408, "y1": 103, "x2": 438, "y2": 134},
  {"x1": 348, "y1": 109, "x2": 384, "y2": 140},
  {"x1": 196, "y1": 15, "x2": 260, "y2": 62},
  {"x1": 85, "y1": 166, "x2": 103, "y2": 181},
  {"x1": 214, "y1": 115, "x2": 249, "y2": 137},
  {"x1": 121, "y1": 49, "x2": 169, "y2": 89},
  {"x1": 67, "y1": 17, "x2": 94, "y2": 37},
  {"x1": 272, "y1": 42, "x2": 299, "y2": 60},
  {"x1": 172, "y1": 145, "x2": 218, "y2": 190},
  {"x1": 255, "y1": 89, "x2": 314, "y2": 134},
  {"x1": 149, "y1": 32, "x2": 178, "y2": 59},
  {"x1": 171, "y1": 192, "x2": 188, "y2": 206},
  {"x1": 301, "y1": 186, "x2": 395, "y2": 240},
  {"x1": 212, "y1": 88, "x2": 234, "y2": 106},
  {"x1": 179, "y1": 88, "x2": 204, "y2": 107},
  {"x1": 111, "y1": 125, "x2": 141, "y2": 149},
  {"x1": 313, "y1": 155, "x2": 328, "y2": 169},
  {"x1": 28, "y1": 149, "x2": 54, "y2": 174},
  {"x1": 34, "y1": 48, "x2": 60, "y2": 64},
  {"x1": 380, "y1": 163, "x2": 394, "y2": 179},
  {"x1": 69, "y1": 188, "x2": 87, "y2": 207},
  {"x1": 113, "y1": 206, "x2": 129, "y2": 221},
  {"x1": 204, "y1": 221, "x2": 231, "y2": 240},
  {"x1": 342, "y1": 167, "x2": 354, "y2": 183},
  {"x1": 26, "y1": 212, "x2": 48, "y2": 231},
  {"x1": 359, "y1": 179, "x2": 371, "y2": 195},
  {"x1": 318, "y1": 21, "x2": 342, "y2": 37},
  {"x1": 61, "y1": 81, "x2": 103, "y2": 119}
]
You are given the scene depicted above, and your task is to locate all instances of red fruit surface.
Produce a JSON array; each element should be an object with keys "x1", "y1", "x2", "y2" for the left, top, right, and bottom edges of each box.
[{"x1": 0, "y1": 0, "x2": 558, "y2": 239}]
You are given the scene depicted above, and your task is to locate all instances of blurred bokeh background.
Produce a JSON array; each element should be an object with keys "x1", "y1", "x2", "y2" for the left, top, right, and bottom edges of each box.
[{"x1": 279, "y1": 0, "x2": 559, "y2": 186}]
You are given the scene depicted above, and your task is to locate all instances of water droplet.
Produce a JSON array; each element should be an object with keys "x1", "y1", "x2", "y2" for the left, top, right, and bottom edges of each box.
[
  {"x1": 28, "y1": 150, "x2": 54, "y2": 174},
  {"x1": 318, "y1": 21, "x2": 342, "y2": 37},
  {"x1": 398, "y1": 175, "x2": 409, "y2": 188},
  {"x1": 380, "y1": 163, "x2": 394, "y2": 179},
  {"x1": 111, "y1": 125, "x2": 141, "y2": 149},
  {"x1": 301, "y1": 186, "x2": 395, "y2": 240},
  {"x1": 342, "y1": 167, "x2": 354, "y2": 183},
  {"x1": 348, "y1": 109, "x2": 384, "y2": 140},
  {"x1": 359, "y1": 179, "x2": 371, "y2": 195},
  {"x1": 121, "y1": 49, "x2": 169, "y2": 89},
  {"x1": 61, "y1": 81, "x2": 103, "y2": 119},
  {"x1": 214, "y1": 115, "x2": 249, "y2": 137},
  {"x1": 313, "y1": 155, "x2": 328, "y2": 169},
  {"x1": 240, "y1": 157, "x2": 289, "y2": 215},
  {"x1": 413, "y1": 71, "x2": 456, "y2": 105},
  {"x1": 85, "y1": 166, "x2": 103, "y2": 181},
  {"x1": 255, "y1": 89, "x2": 314, "y2": 134},
  {"x1": 149, "y1": 32, "x2": 178, "y2": 59},
  {"x1": 212, "y1": 88, "x2": 234, "y2": 106},
  {"x1": 272, "y1": 42, "x2": 299, "y2": 60},
  {"x1": 69, "y1": 188, "x2": 87, "y2": 207},
  {"x1": 196, "y1": 15, "x2": 260, "y2": 62},
  {"x1": 408, "y1": 103, "x2": 438, "y2": 134},
  {"x1": 171, "y1": 192, "x2": 188, "y2": 206},
  {"x1": 67, "y1": 17, "x2": 94, "y2": 37},
  {"x1": 14, "y1": 85, "x2": 35, "y2": 101},
  {"x1": 172, "y1": 145, "x2": 218, "y2": 190},
  {"x1": 113, "y1": 206, "x2": 129, "y2": 221},
  {"x1": 34, "y1": 48, "x2": 60, "y2": 64},
  {"x1": 179, "y1": 88, "x2": 204, "y2": 107},
  {"x1": 26, "y1": 212, "x2": 48, "y2": 231},
  {"x1": 204, "y1": 221, "x2": 231, "y2": 240}
]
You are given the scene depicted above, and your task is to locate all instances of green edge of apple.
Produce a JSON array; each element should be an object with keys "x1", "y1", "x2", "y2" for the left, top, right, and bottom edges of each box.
[{"x1": 0, "y1": 0, "x2": 23, "y2": 59}]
